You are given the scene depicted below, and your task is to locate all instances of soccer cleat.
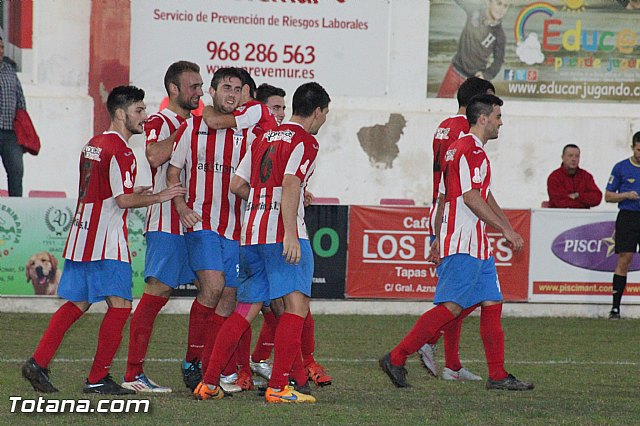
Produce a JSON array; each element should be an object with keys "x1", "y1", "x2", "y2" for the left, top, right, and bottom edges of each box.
[
  {"x1": 181, "y1": 359, "x2": 202, "y2": 391},
  {"x1": 83, "y1": 374, "x2": 135, "y2": 395},
  {"x1": 22, "y1": 358, "x2": 59, "y2": 393},
  {"x1": 264, "y1": 385, "x2": 316, "y2": 403},
  {"x1": 609, "y1": 308, "x2": 621, "y2": 320},
  {"x1": 290, "y1": 379, "x2": 312, "y2": 396},
  {"x1": 220, "y1": 373, "x2": 243, "y2": 393},
  {"x1": 486, "y1": 374, "x2": 534, "y2": 391},
  {"x1": 379, "y1": 352, "x2": 410, "y2": 388},
  {"x1": 250, "y1": 359, "x2": 272, "y2": 380},
  {"x1": 193, "y1": 382, "x2": 224, "y2": 400},
  {"x1": 442, "y1": 367, "x2": 482, "y2": 381},
  {"x1": 122, "y1": 373, "x2": 172, "y2": 393},
  {"x1": 305, "y1": 361, "x2": 332, "y2": 386},
  {"x1": 233, "y1": 370, "x2": 254, "y2": 391},
  {"x1": 417, "y1": 343, "x2": 438, "y2": 377}
]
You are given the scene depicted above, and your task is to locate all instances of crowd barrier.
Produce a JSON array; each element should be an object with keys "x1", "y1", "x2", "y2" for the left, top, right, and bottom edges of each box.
[{"x1": 1, "y1": 198, "x2": 638, "y2": 303}]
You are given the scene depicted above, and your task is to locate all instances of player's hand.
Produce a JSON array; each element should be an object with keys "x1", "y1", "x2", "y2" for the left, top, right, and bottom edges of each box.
[
  {"x1": 282, "y1": 233, "x2": 301, "y2": 265},
  {"x1": 134, "y1": 186, "x2": 152, "y2": 195},
  {"x1": 177, "y1": 205, "x2": 202, "y2": 228},
  {"x1": 626, "y1": 191, "x2": 640, "y2": 200},
  {"x1": 503, "y1": 229, "x2": 524, "y2": 252},
  {"x1": 427, "y1": 238, "x2": 441, "y2": 266},
  {"x1": 157, "y1": 183, "x2": 187, "y2": 203},
  {"x1": 304, "y1": 190, "x2": 314, "y2": 207},
  {"x1": 569, "y1": 192, "x2": 579, "y2": 200}
]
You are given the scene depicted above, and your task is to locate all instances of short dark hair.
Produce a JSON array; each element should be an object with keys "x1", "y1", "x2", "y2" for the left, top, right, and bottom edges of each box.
[
  {"x1": 292, "y1": 82, "x2": 330, "y2": 118},
  {"x1": 633, "y1": 131, "x2": 640, "y2": 146},
  {"x1": 106, "y1": 85, "x2": 145, "y2": 119},
  {"x1": 210, "y1": 67, "x2": 243, "y2": 90},
  {"x1": 457, "y1": 77, "x2": 495, "y2": 108},
  {"x1": 466, "y1": 94, "x2": 503, "y2": 125},
  {"x1": 164, "y1": 61, "x2": 200, "y2": 95},
  {"x1": 256, "y1": 83, "x2": 286, "y2": 104},
  {"x1": 562, "y1": 144, "x2": 580, "y2": 155},
  {"x1": 235, "y1": 68, "x2": 257, "y2": 99}
]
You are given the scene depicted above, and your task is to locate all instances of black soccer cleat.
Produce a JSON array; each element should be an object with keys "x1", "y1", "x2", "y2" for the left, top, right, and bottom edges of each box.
[
  {"x1": 22, "y1": 357, "x2": 59, "y2": 393},
  {"x1": 609, "y1": 308, "x2": 621, "y2": 320},
  {"x1": 379, "y1": 352, "x2": 410, "y2": 388},
  {"x1": 83, "y1": 374, "x2": 135, "y2": 395},
  {"x1": 486, "y1": 374, "x2": 534, "y2": 391},
  {"x1": 181, "y1": 359, "x2": 202, "y2": 392}
]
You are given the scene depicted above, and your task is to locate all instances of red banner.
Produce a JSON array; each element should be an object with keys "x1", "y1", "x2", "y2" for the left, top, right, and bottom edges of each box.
[{"x1": 345, "y1": 206, "x2": 530, "y2": 301}]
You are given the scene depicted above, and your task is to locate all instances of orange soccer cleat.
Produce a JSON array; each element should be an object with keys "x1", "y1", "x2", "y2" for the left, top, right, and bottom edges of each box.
[{"x1": 305, "y1": 362, "x2": 332, "y2": 387}]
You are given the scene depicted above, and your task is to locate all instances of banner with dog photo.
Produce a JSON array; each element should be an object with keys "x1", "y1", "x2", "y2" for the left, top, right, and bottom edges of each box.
[{"x1": 0, "y1": 198, "x2": 147, "y2": 296}]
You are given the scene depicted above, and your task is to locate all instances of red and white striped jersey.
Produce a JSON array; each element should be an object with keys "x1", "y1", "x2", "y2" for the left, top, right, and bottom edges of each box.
[
  {"x1": 234, "y1": 100, "x2": 277, "y2": 132},
  {"x1": 144, "y1": 108, "x2": 186, "y2": 234},
  {"x1": 170, "y1": 116, "x2": 248, "y2": 239},
  {"x1": 429, "y1": 114, "x2": 468, "y2": 235},
  {"x1": 439, "y1": 133, "x2": 492, "y2": 260},
  {"x1": 235, "y1": 122, "x2": 318, "y2": 245},
  {"x1": 63, "y1": 131, "x2": 137, "y2": 262}
]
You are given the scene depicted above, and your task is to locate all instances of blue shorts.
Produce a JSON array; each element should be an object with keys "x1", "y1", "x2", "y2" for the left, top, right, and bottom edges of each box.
[
  {"x1": 144, "y1": 232, "x2": 196, "y2": 288},
  {"x1": 57, "y1": 260, "x2": 133, "y2": 303},
  {"x1": 433, "y1": 254, "x2": 502, "y2": 309},
  {"x1": 184, "y1": 230, "x2": 239, "y2": 288},
  {"x1": 237, "y1": 240, "x2": 313, "y2": 303}
]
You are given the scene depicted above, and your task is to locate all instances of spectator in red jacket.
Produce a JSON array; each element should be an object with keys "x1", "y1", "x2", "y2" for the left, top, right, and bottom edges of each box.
[{"x1": 546, "y1": 144, "x2": 602, "y2": 208}]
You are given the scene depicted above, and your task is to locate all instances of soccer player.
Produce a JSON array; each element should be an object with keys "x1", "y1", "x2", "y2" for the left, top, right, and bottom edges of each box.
[
  {"x1": 380, "y1": 94, "x2": 534, "y2": 391},
  {"x1": 419, "y1": 77, "x2": 495, "y2": 381},
  {"x1": 256, "y1": 83, "x2": 286, "y2": 125},
  {"x1": 121, "y1": 61, "x2": 203, "y2": 393},
  {"x1": 604, "y1": 131, "x2": 640, "y2": 319},
  {"x1": 192, "y1": 82, "x2": 330, "y2": 403},
  {"x1": 166, "y1": 67, "x2": 257, "y2": 394},
  {"x1": 21, "y1": 86, "x2": 186, "y2": 395}
]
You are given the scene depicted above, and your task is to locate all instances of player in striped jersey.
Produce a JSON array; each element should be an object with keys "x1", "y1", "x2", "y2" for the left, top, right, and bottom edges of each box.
[
  {"x1": 381, "y1": 94, "x2": 533, "y2": 391},
  {"x1": 419, "y1": 77, "x2": 494, "y2": 382},
  {"x1": 192, "y1": 82, "x2": 330, "y2": 403},
  {"x1": 22, "y1": 86, "x2": 186, "y2": 395},
  {"x1": 121, "y1": 61, "x2": 203, "y2": 393}
]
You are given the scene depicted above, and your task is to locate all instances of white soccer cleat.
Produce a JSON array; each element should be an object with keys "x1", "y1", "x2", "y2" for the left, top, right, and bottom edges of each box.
[
  {"x1": 219, "y1": 373, "x2": 242, "y2": 393},
  {"x1": 122, "y1": 374, "x2": 172, "y2": 393},
  {"x1": 250, "y1": 359, "x2": 273, "y2": 380},
  {"x1": 442, "y1": 367, "x2": 482, "y2": 381},
  {"x1": 417, "y1": 343, "x2": 438, "y2": 377}
]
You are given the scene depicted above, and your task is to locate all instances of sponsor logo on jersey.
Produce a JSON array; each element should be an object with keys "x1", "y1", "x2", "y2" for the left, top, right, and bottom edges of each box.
[
  {"x1": 445, "y1": 148, "x2": 456, "y2": 162},
  {"x1": 472, "y1": 167, "x2": 483, "y2": 184},
  {"x1": 146, "y1": 129, "x2": 157, "y2": 141},
  {"x1": 197, "y1": 161, "x2": 236, "y2": 174},
  {"x1": 83, "y1": 145, "x2": 102, "y2": 162},
  {"x1": 434, "y1": 127, "x2": 450, "y2": 140},
  {"x1": 265, "y1": 129, "x2": 294, "y2": 143}
]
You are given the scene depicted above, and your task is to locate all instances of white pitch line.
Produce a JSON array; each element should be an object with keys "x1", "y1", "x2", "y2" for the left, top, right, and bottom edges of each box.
[{"x1": 1, "y1": 357, "x2": 638, "y2": 366}]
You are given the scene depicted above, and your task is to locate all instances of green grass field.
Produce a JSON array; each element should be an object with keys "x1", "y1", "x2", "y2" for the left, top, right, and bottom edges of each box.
[{"x1": 1, "y1": 313, "x2": 638, "y2": 425}]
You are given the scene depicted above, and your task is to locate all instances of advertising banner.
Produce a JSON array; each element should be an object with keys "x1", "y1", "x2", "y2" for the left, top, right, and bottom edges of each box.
[
  {"x1": 345, "y1": 206, "x2": 529, "y2": 300},
  {"x1": 130, "y1": 0, "x2": 391, "y2": 99},
  {"x1": 0, "y1": 198, "x2": 148, "y2": 297},
  {"x1": 529, "y1": 209, "x2": 640, "y2": 303},
  {"x1": 427, "y1": 0, "x2": 640, "y2": 102},
  {"x1": 305, "y1": 204, "x2": 349, "y2": 299}
]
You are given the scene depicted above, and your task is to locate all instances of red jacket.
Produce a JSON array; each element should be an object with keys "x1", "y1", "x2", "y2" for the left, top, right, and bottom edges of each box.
[{"x1": 547, "y1": 165, "x2": 602, "y2": 208}]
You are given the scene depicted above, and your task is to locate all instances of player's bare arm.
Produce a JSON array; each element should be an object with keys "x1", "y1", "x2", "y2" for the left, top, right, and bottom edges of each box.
[
  {"x1": 230, "y1": 174, "x2": 250, "y2": 201},
  {"x1": 486, "y1": 191, "x2": 523, "y2": 251},
  {"x1": 166, "y1": 164, "x2": 202, "y2": 228},
  {"x1": 146, "y1": 132, "x2": 177, "y2": 168},
  {"x1": 281, "y1": 174, "x2": 302, "y2": 265},
  {"x1": 201, "y1": 105, "x2": 238, "y2": 130},
  {"x1": 605, "y1": 190, "x2": 639, "y2": 203},
  {"x1": 463, "y1": 189, "x2": 523, "y2": 251},
  {"x1": 115, "y1": 182, "x2": 186, "y2": 209}
]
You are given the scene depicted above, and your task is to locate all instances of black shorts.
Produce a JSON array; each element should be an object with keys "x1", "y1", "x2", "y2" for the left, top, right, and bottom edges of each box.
[{"x1": 615, "y1": 210, "x2": 640, "y2": 253}]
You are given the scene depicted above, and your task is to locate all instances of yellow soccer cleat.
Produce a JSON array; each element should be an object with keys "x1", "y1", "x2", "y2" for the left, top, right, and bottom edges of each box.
[
  {"x1": 193, "y1": 381, "x2": 224, "y2": 400},
  {"x1": 264, "y1": 385, "x2": 316, "y2": 403}
]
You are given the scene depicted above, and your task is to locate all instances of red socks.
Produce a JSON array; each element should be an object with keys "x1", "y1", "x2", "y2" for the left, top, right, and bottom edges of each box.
[
  {"x1": 268, "y1": 312, "x2": 304, "y2": 389},
  {"x1": 33, "y1": 301, "x2": 84, "y2": 368},
  {"x1": 443, "y1": 304, "x2": 477, "y2": 371},
  {"x1": 301, "y1": 311, "x2": 315, "y2": 368},
  {"x1": 390, "y1": 304, "x2": 455, "y2": 366},
  {"x1": 251, "y1": 310, "x2": 277, "y2": 362},
  {"x1": 125, "y1": 293, "x2": 168, "y2": 381},
  {"x1": 87, "y1": 306, "x2": 131, "y2": 383},
  {"x1": 236, "y1": 326, "x2": 252, "y2": 375},
  {"x1": 203, "y1": 312, "x2": 249, "y2": 385},
  {"x1": 201, "y1": 313, "x2": 227, "y2": 373},
  {"x1": 185, "y1": 299, "x2": 215, "y2": 363},
  {"x1": 480, "y1": 304, "x2": 508, "y2": 381}
]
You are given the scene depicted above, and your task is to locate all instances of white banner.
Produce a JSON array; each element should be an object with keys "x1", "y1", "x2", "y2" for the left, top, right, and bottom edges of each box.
[
  {"x1": 130, "y1": 0, "x2": 391, "y2": 101},
  {"x1": 529, "y1": 209, "x2": 640, "y2": 303}
]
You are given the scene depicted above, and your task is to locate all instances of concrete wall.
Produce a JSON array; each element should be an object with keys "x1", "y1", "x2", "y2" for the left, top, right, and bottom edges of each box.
[{"x1": 4, "y1": 0, "x2": 637, "y2": 208}]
